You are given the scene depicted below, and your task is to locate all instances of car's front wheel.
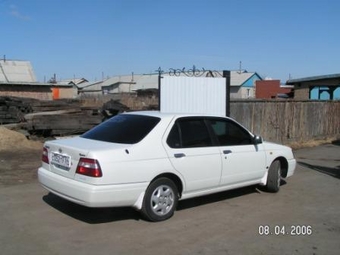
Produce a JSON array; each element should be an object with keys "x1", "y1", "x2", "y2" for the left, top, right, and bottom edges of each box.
[
  {"x1": 141, "y1": 177, "x2": 178, "y2": 222},
  {"x1": 266, "y1": 160, "x2": 281, "y2": 192}
]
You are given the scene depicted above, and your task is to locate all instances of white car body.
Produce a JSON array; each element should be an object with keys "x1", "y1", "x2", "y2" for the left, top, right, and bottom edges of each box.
[{"x1": 38, "y1": 111, "x2": 296, "y2": 220}]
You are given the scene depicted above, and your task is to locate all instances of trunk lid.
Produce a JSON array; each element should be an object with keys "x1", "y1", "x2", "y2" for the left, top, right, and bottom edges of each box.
[{"x1": 43, "y1": 136, "x2": 126, "y2": 179}]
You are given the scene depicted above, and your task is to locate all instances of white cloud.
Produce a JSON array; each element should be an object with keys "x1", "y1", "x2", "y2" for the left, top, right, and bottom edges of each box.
[{"x1": 9, "y1": 4, "x2": 31, "y2": 20}]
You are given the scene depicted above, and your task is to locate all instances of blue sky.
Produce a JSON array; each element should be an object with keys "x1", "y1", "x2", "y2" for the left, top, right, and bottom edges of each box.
[{"x1": 0, "y1": 0, "x2": 339, "y2": 82}]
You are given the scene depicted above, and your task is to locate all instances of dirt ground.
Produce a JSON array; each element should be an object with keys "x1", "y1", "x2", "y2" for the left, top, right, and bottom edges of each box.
[
  {"x1": 0, "y1": 126, "x2": 339, "y2": 255},
  {"x1": 0, "y1": 127, "x2": 43, "y2": 186}
]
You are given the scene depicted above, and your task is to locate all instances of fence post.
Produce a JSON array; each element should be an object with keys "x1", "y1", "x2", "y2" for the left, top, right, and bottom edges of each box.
[
  {"x1": 157, "y1": 67, "x2": 162, "y2": 110},
  {"x1": 223, "y1": 70, "x2": 231, "y2": 117}
]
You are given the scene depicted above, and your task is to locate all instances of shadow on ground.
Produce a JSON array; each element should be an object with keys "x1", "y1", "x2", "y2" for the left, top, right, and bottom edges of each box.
[
  {"x1": 177, "y1": 185, "x2": 259, "y2": 211},
  {"x1": 332, "y1": 139, "x2": 340, "y2": 146},
  {"x1": 43, "y1": 185, "x2": 266, "y2": 224},
  {"x1": 43, "y1": 193, "x2": 141, "y2": 224},
  {"x1": 298, "y1": 161, "x2": 340, "y2": 179}
]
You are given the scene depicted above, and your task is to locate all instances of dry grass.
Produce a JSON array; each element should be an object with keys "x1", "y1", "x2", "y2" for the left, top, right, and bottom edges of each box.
[
  {"x1": 0, "y1": 127, "x2": 43, "y2": 151},
  {"x1": 287, "y1": 136, "x2": 340, "y2": 150}
]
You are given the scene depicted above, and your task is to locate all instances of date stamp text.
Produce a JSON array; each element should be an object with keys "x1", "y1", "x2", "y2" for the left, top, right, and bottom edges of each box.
[{"x1": 258, "y1": 225, "x2": 313, "y2": 236}]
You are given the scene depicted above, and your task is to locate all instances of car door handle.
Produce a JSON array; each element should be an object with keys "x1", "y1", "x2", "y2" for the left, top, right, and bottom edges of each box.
[
  {"x1": 174, "y1": 153, "x2": 186, "y2": 158},
  {"x1": 223, "y1": 150, "x2": 232, "y2": 154}
]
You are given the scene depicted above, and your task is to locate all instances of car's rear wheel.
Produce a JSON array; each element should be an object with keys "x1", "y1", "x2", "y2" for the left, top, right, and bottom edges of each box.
[
  {"x1": 141, "y1": 177, "x2": 178, "y2": 222},
  {"x1": 266, "y1": 160, "x2": 281, "y2": 192}
]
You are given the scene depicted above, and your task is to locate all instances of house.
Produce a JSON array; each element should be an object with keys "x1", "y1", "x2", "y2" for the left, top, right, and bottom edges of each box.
[
  {"x1": 79, "y1": 70, "x2": 262, "y2": 99},
  {"x1": 78, "y1": 73, "x2": 159, "y2": 95},
  {"x1": 57, "y1": 78, "x2": 88, "y2": 86},
  {"x1": 286, "y1": 73, "x2": 340, "y2": 100},
  {"x1": 77, "y1": 80, "x2": 105, "y2": 95},
  {"x1": 228, "y1": 70, "x2": 262, "y2": 98},
  {"x1": 256, "y1": 80, "x2": 294, "y2": 99},
  {"x1": 0, "y1": 59, "x2": 76, "y2": 100}
]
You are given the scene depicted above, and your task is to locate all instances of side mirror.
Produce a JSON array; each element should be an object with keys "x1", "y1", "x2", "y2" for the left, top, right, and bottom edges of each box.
[{"x1": 253, "y1": 135, "x2": 263, "y2": 145}]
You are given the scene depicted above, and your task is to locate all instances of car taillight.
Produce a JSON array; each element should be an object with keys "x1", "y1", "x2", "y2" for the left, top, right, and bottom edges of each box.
[
  {"x1": 76, "y1": 158, "x2": 102, "y2": 177},
  {"x1": 42, "y1": 147, "x2": 49, "y2": 164}
]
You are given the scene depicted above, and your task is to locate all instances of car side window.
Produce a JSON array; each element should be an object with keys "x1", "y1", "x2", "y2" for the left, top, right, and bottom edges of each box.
[
  {"x1": 167, "y1": 118, "x2": 213, "y2": 148},
  {"x1": 167, "y1": 123, "x2": 181, "y2": 148},
  {"x1": 209, "y1": 118, "x2": 253, "y2": 146}
]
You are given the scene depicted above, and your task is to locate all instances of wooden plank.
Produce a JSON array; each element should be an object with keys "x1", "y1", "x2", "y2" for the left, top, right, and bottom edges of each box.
[
  {"x1": 25, "y1": 113, "x2": 102, "y2": 136},
  {"x1": 24, "y1": 109, "x2": 81, "y2": 120}
]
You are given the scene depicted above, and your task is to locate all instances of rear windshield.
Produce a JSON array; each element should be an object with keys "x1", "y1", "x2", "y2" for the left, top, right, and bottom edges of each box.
[{"x1": 81, "y1": 114, "x2": 161, "y2": 144}]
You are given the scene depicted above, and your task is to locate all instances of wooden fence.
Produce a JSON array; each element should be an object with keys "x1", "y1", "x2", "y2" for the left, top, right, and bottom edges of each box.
[
  {"x1": 230, "y1": 100, "x2": 340, "y2": 145},
  {"x1": 80, "y1": 95, "x2": 340, "y2": 146}
]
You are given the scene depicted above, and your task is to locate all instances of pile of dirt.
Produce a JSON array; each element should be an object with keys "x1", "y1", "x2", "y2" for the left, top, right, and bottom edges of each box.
[{"x1": 0, "y1": 127, "x2": 42, "y2": 151}]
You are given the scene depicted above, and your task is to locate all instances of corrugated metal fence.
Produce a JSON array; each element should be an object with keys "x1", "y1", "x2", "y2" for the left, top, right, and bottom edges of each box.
[
  {"x1": 230, "y1": 100, "x2": 340, "y2": 144},
  {"x1": 161, "y1": 76, "x2": 226, "y2": 116}
]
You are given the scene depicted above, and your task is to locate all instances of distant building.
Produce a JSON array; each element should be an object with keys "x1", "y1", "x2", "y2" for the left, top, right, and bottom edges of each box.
[
  {"x1": 256, "y1": 80, "x2": 294, "y2": 99},
  {"x1": 0, "y1": 59, "x2": 77, "y2": 100},
  {"x1": 228, "y1": 70, "x2": 262, "y2": 99},
  {"x1": 0, "y1": 59, "x2": 265, "y2": 100},
  {"x1": 78, "y1": 73, "x2": 160, "y2": 95},
  {"x1": 286, "y1": 73, "x2": 340, "y2": 100},
  {"x1": 57, "y1": 78, "x2": 88, "y2": 86},
  {"x1": 0, "y1": 59, "x2": 37, "y2": 83},
  {"x1": 79, "y1": 70, "x2": 263, "y2": 99}
]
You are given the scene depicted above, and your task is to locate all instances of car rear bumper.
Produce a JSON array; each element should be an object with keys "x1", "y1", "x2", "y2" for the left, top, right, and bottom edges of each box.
[{"x1": 38, "y1": 167, "x2": 148, "y2": 208}]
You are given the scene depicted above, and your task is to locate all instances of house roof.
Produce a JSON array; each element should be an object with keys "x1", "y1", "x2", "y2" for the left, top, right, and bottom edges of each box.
[
  {"x1": 133, "y1": 74, "x2": 158, "y2": 90},
  {"x1": 286, "y1": 73, "x2": 340, "y2": 85},
  {"x1": 160, "y1": 70, "x2": 260, "y2": 87},
  {"x1": 101, "y1": 75, "x2": 136, "y2": 86},
  {"x1": 57, "y1": 78, "x2": 88, "y2": 85},
  {"x1": 229, "y1": 70, "x2": 258, "y2": 86},
  {"x1": 77, "y1": 80, "x2": 104, "y2": 90},
  {"x1": 79, "y1": 74, "x2": 147, "y2": 92},
  {"x1": 79, "y1": 70, "x2": 262, "y2": 92},
  {"x1": 0, "y1": 60, "x2": 37, "y2": 83},
  {"x1": 192, "y1": 70, "x2": 260, "y2": 86},
  {"x1": 0, "y1": 81, "x2": 73, "y2": 87}
]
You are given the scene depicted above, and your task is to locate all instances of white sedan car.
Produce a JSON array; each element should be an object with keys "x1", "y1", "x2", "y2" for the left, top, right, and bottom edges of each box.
[{"x1": 38, "y1": 111, "x2": 296, "y2": 221}]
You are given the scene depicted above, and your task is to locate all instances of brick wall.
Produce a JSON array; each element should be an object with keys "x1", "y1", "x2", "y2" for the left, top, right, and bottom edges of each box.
[
  {"x1": 256, "y1": 80, "x2": 293, "y2": 99},
  {"x1": 293, "y1": 85, "x2": 310, "y2": 100},
  {"x1": 0, "y1": 85, "x2": 77, "y2": 100},
  {"x1": 0, "y1": 85, "x2": 51, "y2": 100}
]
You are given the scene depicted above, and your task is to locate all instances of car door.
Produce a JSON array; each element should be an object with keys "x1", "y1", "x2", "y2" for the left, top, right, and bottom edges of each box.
[
  {"x1": 207, "y1": 118, "x2": 266, "y2": 186},
  {"x1": 164, "y1": 117, "x2": 222, "y2": 192}
]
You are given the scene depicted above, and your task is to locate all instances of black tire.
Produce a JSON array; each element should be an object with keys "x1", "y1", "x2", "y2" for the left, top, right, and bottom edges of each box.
[
  {"x1": 141, "y1": 177, "x2": 178, "y2": 222},
  {"x1": 266, "y1": 160, "x2": 281, "y2": 193}
]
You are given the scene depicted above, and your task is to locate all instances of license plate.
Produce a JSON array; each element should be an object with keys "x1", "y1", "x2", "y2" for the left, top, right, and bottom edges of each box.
[{"x1": 51, "y1": 152, "x2": 71, "y2": 169}]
